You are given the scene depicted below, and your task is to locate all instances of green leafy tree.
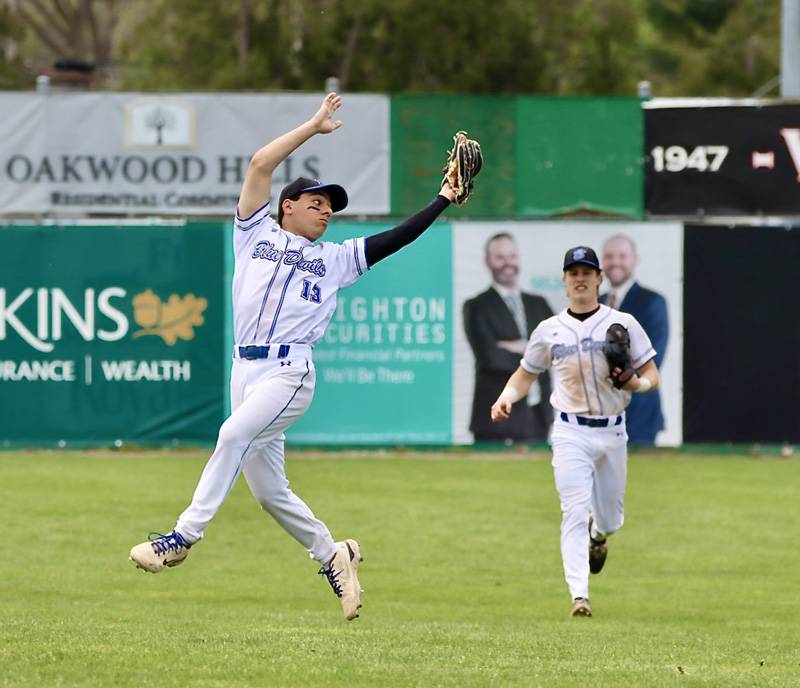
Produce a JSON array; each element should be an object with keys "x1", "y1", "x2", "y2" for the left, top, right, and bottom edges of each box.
[
  {"x1": 534, "y1": 0, "x2": 644, "y2": 95},
  {"x1": 9, "y1": 0, "x2": 120, "y2": 86},
  {"x1": 117, "y1": 0, "x2": 648, "y2": 94},
  {"x1": 3, "y1": 0, "x2": 785, "y2": 96},
  {"x1": 642, "y1": 0, "x2": 780, "y2": 96},
  {"x1": 0, "y1": 4, "x2": 28, "y2": 88}
]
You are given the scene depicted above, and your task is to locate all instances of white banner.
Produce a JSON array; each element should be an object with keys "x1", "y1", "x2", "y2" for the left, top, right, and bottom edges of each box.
[
  {"x1": 453, "y1": 222, "x2": 683, "y2": 447},
  {"x1": 0, "y1": 92, "x2": 389, "y2": 216}
]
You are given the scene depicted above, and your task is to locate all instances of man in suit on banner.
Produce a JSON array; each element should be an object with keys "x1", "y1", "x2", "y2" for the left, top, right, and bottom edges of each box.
[
  {"x1": 464, "y1": 233, "x2": 554, "y2": 443},
  {"x1": 600, "y1": 233, "x2": 669, "y2": 445}
]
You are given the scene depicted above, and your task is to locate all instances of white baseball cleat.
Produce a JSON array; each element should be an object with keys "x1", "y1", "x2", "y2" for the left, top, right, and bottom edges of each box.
[
  {"x1": 570, "y1": 597, "x2": 592, "y2": 617},
  {"x1": 129, "y1": 531, "x2": 192, "y2": 573},
  {"x1": 319, "y1": 539, "x2": 363, "y2": 620}
]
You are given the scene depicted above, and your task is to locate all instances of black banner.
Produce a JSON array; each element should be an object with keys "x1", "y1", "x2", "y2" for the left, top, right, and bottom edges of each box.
[
  {"x1": 645, "y1": 103, "x2": 800, "y2": 216},
  {"x1": 683, "y1": 224, "x2": 800, "y2": 444}
]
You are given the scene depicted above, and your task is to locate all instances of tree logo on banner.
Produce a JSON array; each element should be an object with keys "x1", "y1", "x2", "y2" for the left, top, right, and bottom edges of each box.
[
  {"x1": 132, "y1": 289, "x2": 207, "y2": 345},
  {"x1": 124, "y1": 97, "x2": 196, "y2": 149}
]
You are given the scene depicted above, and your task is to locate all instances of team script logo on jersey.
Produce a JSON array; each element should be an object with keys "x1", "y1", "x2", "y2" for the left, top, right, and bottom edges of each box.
[
  {"x1": 132, "y1": 289, "x2": 207, "y2": 345},
  {"x1": 552, "y1": 337, "x2": 606, "y2": 361},
  {"x1": 251, "y1": 240, "x2": 327, "y2": 277}
]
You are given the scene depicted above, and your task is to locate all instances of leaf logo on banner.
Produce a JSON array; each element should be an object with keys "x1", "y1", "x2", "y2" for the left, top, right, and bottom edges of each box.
[{"x1": 132, "y1": 289, "x2": 207, "y2": 345}]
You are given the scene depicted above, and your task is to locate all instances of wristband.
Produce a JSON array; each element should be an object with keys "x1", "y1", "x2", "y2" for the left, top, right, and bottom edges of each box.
[
  {"x1": 499, "y1": 385, "x2": 523, "y2": 404},
  {"x1": 635, "y1": 377, "x2": 652, "y2": 393}
]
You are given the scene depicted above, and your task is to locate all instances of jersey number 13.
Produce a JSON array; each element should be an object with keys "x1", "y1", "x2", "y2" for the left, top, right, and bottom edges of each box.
[{"x1": 300, "y1": 279, "x2": 321, "y2": 304}]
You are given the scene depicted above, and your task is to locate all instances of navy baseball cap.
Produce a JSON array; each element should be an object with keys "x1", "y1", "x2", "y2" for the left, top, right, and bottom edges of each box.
[
  {"x1": 278, "y1": 177, "x2": 348, "y2": 223},
  {"x1": 563, "y1": 246, "x2": 601, "y2": 271}
]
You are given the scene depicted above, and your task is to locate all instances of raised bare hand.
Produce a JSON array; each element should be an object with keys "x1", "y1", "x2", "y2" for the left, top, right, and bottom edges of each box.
[{"x1": 311, "y1": 92, "x2": 343, "y2": 134}]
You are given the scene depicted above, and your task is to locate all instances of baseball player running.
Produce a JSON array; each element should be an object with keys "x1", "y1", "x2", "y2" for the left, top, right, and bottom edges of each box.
[
  {"x1": 129, "y1": 93, "x2": 472, "y2": 621},
  {"x1": 490, "y1": 246, "x2": 660, "y2": 617}
]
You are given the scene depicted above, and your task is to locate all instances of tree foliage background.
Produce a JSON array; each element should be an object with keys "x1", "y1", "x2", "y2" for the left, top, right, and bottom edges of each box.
[{"x1": 0, "y1": 0, "x2": 782, "y2": 96}]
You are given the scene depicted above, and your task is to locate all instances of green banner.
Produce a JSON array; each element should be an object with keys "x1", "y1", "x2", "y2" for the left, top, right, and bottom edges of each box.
[
  {"x1": 289, "y1": 221, "x2": 453, "y2": 444},
  {"x1": 0, "y1": 223, "x2": 226, "y2": 446},
  {"x1": 515, "y1": 97, "x2": 643, "y2": 217},
  {"x1": 390, "y1": 95, "x2": 517, "y2": 217},
  {"x1": 389, "y1": 95, "x2": 644, "y2": 219}
]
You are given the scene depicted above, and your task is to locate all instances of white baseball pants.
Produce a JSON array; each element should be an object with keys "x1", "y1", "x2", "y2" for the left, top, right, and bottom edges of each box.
[
  {"x1": 175, "y1": 354, "x2": 337, "y2": 564},
  {"x1": 550, "y1": 413, "x2": 628, "y2": 600}
]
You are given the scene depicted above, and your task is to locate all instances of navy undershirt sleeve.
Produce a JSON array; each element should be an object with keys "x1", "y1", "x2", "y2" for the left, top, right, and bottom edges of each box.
[{"x1": 364, "y1": 195, "x2": 450, "y2": 267}]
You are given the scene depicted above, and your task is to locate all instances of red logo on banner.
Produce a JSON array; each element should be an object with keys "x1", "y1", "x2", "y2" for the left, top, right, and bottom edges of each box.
[{"x1": 751, "y1": 151, "x2": 775, "y2": 169}]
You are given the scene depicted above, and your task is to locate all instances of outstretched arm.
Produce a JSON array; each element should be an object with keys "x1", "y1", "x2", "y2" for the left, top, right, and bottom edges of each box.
[
  {"x1": 238, "y1": 93, "x2": 343, "y2": 218},
  {"x1": 364, "y1": 183, "x2": 456, "y2": 267}
]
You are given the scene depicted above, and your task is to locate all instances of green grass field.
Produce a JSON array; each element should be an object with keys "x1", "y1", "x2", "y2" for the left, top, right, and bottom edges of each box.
[{"x1": 1, "y1": 450, "x2": 798, "y2": 687}]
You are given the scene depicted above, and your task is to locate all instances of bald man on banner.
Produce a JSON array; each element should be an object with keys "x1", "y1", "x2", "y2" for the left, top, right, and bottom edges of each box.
[{"x1": 600, "y1": 234, "x2": 669, "y2": 445}]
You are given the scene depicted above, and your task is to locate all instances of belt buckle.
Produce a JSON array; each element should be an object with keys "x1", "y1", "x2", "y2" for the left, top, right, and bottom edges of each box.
[
  {"x1": 559, "y1": 413, "x2": 614, "y2": 428},
  {"x1": 240, "y1": 345, "x2": 268, "y2": 360},
  {"x1": 573, "y1": 415, "x2": 608, "y2": 427}
]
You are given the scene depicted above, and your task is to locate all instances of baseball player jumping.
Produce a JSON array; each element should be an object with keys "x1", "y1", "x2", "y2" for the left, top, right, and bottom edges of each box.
[
  {"x1": 491, "y1": 247, "x2": 660, "y2": 617},
  {"x1": 129, "y1": 93, "x2": 479, "y2": 621}
]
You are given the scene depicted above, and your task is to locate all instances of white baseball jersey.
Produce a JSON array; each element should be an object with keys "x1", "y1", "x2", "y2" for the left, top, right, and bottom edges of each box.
[
  {"x1": 521, "y1": 305, "x2": 655, "y2": 416},
  {"x1": 232, "y1": 201, "x2": 368, "y2": 347}
]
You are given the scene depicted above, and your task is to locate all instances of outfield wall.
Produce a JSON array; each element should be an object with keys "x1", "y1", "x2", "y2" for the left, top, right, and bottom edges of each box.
[
  {"x1": 3, "y1": 94, "x2": 800, "y2": 220},
  {"x1": 2, "y1": 93, "x2": 799, "y2": 446},
  {"x1": 0, "y1": 93, "x2": 643, "y2": 219},
  {"x1": 3, "y1": 220, "x2": 796, "y2": 448}
]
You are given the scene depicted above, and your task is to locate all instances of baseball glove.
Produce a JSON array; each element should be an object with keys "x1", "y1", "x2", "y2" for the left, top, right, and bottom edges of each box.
[
  {"x1": 441, "y1": 131, "x2": 483, "y2": 206},
  {"x1": 605, "y1": 323, "x2": 636, "y2": 390}
]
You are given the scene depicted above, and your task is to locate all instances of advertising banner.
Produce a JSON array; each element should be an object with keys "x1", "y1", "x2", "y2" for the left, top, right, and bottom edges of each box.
[
  {"x1": 452, "y1": 222, "x2": 683, "y2": 447},
  {"x1": 0, "y1": 93, "x2": 389, "y2": 216},
  {"x1": 645, "y1": 100, "x2": 800, "y2": 215},
  {"x1": 516, "y1": 97, "x2": 643, "y2": 217},
  {"x1": 390, "y1": 95, "x2": 643, "y2": 219},
  {"x1": 290, "y1": 220, "x2": 682, "y2": 447},
  {"x1": 0, "y1": 223, "x2": 226, "y2": 445},
  {"x1": 1, "y1": 219, "x2": 685, "y2": 448},
  {"x1": 289, "y1": 221, "x2": 453, "y2": 444}
]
